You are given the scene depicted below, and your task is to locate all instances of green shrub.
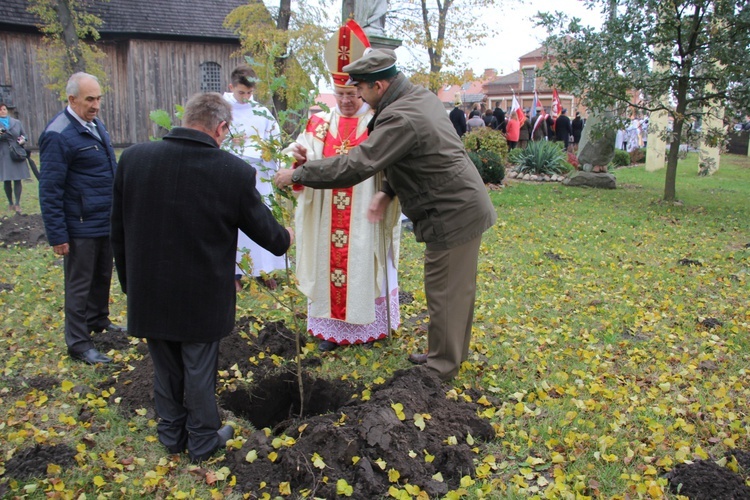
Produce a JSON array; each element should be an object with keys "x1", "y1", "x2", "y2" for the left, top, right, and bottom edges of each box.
[
  {"x1": 508, "y1": 140, "x2": 571, "y2": 175},
  {"x1": 612, "y1": 149, "x2": 631, "y2": 167},
  {"x1": 468, "y1": 150, "x2": 505, "y2": 184},
  {"x1": 463, "y1": 127, "x2": 509, "y2": 162}
]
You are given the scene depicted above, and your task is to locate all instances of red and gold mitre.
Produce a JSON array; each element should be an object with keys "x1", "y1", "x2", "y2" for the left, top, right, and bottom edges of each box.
[{"x1": 325, "y1": 19, "x2": 371, "y2": 88}]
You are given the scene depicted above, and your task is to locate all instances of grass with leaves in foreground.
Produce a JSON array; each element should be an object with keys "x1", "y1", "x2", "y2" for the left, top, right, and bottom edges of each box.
[{"x1": 0, "y1": 152, "x2": 748, "y2": 498}]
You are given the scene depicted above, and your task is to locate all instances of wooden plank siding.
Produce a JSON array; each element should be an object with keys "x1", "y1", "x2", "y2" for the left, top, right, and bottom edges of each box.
[
  {"x1": 0, "y1": 32, "x2": 68, "y2": 147},
  {"x1": 0, "y1": 32, "x2": 243, "y2": 147},
  {"x1": 123, "y1": 39, "x2": 244, "y2": 145}
]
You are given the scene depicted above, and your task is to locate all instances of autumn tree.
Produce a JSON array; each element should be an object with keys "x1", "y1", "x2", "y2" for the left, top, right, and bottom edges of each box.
[
  {"x1": 224, "y1": 0, "x2": 331, "y2": 115},
  {"x1": 538, "y1": 0, "x2": 750, "y2": 202},
  {"x1": 28, "y1": 0, "x2": 108, "y2": 100},
  {"x1": 387, "y1": 0, "x2": 505, "y2": 93}
]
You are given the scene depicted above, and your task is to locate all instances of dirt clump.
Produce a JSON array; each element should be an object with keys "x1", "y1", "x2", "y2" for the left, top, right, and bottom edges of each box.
[
  {"x1": 2, "y1": 444, "x2": 77, "y2": 480},
  {"x1": 0, "y1": 213, "x2": 47, "y2": 248},
  {"x1": 3, "y1": 374, "x2": 60, "y2": 396},
  {"x1": 665, "y1": 457, "x2": 750, "y2": 499},
  {"x1": 225, "y1": 366, "x2": 494, "y2": 498}
]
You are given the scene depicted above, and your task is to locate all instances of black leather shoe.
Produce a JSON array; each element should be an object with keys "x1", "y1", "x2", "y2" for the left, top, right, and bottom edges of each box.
[
  {"x1": 217, "y1": 424, "x2": 234, "y2": 447},
  {"x1": 318, "y1": 340, "x2": 338, "y2": 352},
  {"x1": 69, "y1": 348, "x2": 112, "y2": 365},
  {"x1": 408, "y1": 352, "x2": 428, "y2": 365},
  {"x1": 95, "y1": 323, "x2": 127, "y2": 334},
  {"x1": 190, "y1": 425, "x2": 234, "y2": 463}
]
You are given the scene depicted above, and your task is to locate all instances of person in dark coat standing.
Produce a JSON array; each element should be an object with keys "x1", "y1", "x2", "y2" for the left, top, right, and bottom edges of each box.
[
  {"x1": 39, "y1": 72, "x2": 126, "y2": 366},
  {"x1": 482, "y1": 109, "x2": 498, "y2": 129},
  {"x1": 518, "y1": 110, "x2": 532, "y2": 149},
  {"x1": 0, "y1": 102, "x2": 30, "y2": 214},
  {"x1": 555, "y1": 108, "x2": 573, "y2": 150},
  {"x1": 448, "y1": 98, "x2": 467, "y2": 137},
  {"x1": 571, "y1": 111, "x2": 584, "y2": 149},
  {"x1": 531, "y1": 110, "x2": 548, "y2": 142},
  {"x1": 493, "y1": 103, "x2": 505, "y2": 131},
  {"x1": 111, "y1": 93, "x2": 293, "y2": 462},
  {"x1": 546, "y1": 110, "x2": 556, "y2": 142}
]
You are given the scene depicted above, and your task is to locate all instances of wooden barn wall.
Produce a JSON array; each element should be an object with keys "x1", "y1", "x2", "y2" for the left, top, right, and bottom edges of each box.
[
  {"x1": 0, "y1": 33, "x2": 242, "y2": 147},
  {"x1": 118, "y1": 39, "x2": 244, "y2": 145},
  {"x1": 0, "y1": 32, "x2": 67, "y2": 148}
]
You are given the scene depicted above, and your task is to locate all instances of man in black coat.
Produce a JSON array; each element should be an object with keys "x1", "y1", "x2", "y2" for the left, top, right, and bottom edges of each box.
[
  {"x1": 492, "y1": 102, "x2": 505, "y2": 131},
  {"x1": 111, "y1": 93, "x2": 293, "y2": 462},
  {"x1": 448, "y1": 99, "x2": 467, "y2": 137},
  {"x1": 555, "y1": 108, "x2": 573, "y2": 151}
]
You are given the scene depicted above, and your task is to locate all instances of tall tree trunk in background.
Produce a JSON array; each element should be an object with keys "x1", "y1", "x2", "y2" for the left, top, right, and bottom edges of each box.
[
  {"x1": 664, "y1": 75, "x2": 690, "y2": 202},
  {"x1": 53, "y1": 0, "x2": 86, "y2": 73},
  {"x1": 272, "y1": 0, "x2": 292, "y2": 119}
]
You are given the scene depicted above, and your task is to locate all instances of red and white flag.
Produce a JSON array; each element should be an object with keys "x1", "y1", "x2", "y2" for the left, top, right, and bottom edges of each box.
[
  {"x1": 511, "y1": 94, "x2": 526, "y2": 124},
  {"x1": 551, "y1": 88, "x2": 562, "y2": 120}
]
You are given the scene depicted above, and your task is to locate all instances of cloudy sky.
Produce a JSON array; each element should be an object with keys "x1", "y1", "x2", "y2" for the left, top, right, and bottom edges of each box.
[{"x1": 396, "y1": 0, "x2": 605, "y2": 77}]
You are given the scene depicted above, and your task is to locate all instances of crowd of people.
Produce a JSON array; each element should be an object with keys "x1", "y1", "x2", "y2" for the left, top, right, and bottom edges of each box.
[{"x1": 447, "y1": 99, "x2": 587, "y2": 152}]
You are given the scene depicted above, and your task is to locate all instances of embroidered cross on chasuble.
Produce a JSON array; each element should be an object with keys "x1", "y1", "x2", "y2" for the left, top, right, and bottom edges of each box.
[{"x1": 314, "y1": 114, "x2": 368, "y2": 320}]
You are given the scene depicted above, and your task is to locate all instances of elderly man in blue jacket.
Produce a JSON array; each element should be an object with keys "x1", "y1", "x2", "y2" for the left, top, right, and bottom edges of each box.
[{"x1": 39, "y1": 72, "x2": 125, "y2": 366}]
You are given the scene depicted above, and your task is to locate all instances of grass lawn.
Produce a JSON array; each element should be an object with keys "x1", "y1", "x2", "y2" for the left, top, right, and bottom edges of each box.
[{"x1": 0, "y1": 152, "x2": 748, "y2": 498}]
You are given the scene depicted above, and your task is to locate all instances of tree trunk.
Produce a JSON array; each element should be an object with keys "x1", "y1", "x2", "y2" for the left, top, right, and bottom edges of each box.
[
  {"x1": 53, "y1": 0, "x2": 86, "y2": 74},
  {"x1": 272, "y1": 0, "x2": 291, "y2": 121},
  {"x1": 664, "y1": 117, "x2": 683, "y2": 202},
  {"x1": 663, "y1": 74, "x2": 690, "y2": 202}
]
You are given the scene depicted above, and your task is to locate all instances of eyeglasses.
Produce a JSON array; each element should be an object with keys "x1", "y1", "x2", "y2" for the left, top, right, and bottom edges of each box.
[{"x1": 334, "y1": 93, "x2": 358, "y2": 101}]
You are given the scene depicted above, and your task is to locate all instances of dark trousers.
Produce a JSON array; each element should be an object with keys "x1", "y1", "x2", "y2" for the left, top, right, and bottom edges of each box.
[
  {"x1": 147, "y1": 339, "x2": 222, "y2": 461},
  {"x1": 64, "y1": 237, "x2": 113, "y2": 353},
  {"x1": 423, "y1": 235, "x2": 482, "y2": 381}
]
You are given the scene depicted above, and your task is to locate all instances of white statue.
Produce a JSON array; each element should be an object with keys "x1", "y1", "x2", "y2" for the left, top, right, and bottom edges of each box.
[{"x1": 353, "y1": 0, "x2": 388, "y2": 37}]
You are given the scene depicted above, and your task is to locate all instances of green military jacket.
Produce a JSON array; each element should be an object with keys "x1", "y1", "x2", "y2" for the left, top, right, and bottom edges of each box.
[{"x1": 292, "y1": 73, "x2": 496, "y2": 250}]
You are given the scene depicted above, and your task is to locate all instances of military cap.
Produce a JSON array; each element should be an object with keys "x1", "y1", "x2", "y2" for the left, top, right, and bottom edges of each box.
[{"x1": 343, "y1": 48, "x2": 399, "y2": 85}]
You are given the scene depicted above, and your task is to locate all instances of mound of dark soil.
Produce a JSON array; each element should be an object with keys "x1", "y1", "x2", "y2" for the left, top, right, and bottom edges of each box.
[
  {"x1": 2, "y1": 444, "x2": 76, "y2": 480},
  {"x1": 665, "y1": 457, "x2": 750, "y2": 499},
  {"x1": 226, "y1": 366, "x2": 494, "y2": 498},
  {"x1": 2, "y1": 374, "x2": 60, "y2": 397},
  {"x1": 92, "y1": 329, "x2": 134, "y2": 352},
  {"x1": 0, "y1": 213, "x2": 47, "y2": 248}
]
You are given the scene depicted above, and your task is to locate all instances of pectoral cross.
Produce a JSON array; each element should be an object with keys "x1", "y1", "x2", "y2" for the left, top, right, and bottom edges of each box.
[{"x1": 334, "y1": 139, "x2": 351, "y2": 155}]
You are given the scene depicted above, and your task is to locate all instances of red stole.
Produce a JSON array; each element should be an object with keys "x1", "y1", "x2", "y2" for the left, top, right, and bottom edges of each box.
[{"x1": 320, "y1": 115, "x2": 368, "y2": 320}]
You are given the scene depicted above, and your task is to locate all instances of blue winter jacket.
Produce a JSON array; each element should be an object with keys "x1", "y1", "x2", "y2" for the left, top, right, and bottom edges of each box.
[{"x1": 39, "y1": 109, "x2": 117, "y2": 246}]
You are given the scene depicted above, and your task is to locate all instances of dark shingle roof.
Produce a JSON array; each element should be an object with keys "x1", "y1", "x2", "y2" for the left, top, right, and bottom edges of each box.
[
  {"x1": 0, "y1": 0, "x2": 39, "y2": 30},
  {"x1": 485, "y1": 70, "x2": 521, "y2": 88},
  {"x1": 1, "y1": 0, "x2": 247, "y2": 40}
]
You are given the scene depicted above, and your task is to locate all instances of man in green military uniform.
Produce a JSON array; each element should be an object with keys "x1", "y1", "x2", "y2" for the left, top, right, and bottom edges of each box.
[{"x1": 275, "y1": 49, "x2": 496, "y2": 381}]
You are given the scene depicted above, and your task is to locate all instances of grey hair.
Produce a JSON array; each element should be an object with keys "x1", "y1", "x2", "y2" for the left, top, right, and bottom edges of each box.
[
  {"x1": 66, "y1": 72, "x2": 99, "y2": 97},
  {"x1": 182, "y1": 93, "x2": 232, "y2": 132}
]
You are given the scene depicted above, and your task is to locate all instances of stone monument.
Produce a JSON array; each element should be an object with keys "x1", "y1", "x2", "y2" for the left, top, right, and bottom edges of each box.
[
  {"x1": 577, "y1": 110, "x2": 617, "y2": 171},
  {"x1": 342, "y1": 0, "x2": 401, "y2": 50}
]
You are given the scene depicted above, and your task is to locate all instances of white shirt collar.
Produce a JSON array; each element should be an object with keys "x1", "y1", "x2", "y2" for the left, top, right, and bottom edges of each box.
[{"x1": 67, "y1": 105, "x2": 95, "y2": 128}]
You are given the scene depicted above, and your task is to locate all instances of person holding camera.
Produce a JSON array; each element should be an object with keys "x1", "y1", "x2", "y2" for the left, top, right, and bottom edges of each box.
[{"x1": 0, "y1": 102, "x2": 30, "y2": 214}]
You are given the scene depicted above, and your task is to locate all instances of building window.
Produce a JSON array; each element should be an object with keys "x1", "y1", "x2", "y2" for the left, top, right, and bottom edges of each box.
[
  {"x1": 200, "y1": 62, "x2": 222, "y2": 93},
  {"x1": 0, "y1": 85, "x2": 13, "y2": 108},
  {"x1": 522, "y1": 68, "x2": 535, "y2": 91}
]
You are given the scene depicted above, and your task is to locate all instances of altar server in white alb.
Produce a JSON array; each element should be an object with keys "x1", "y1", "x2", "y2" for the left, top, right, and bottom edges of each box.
[
  {"x1": 290, "y1": 20, "x2": 401, "y2": 351},
  {"x1": 223, "y1": 64, "x2": 285, "y2": 290}
]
